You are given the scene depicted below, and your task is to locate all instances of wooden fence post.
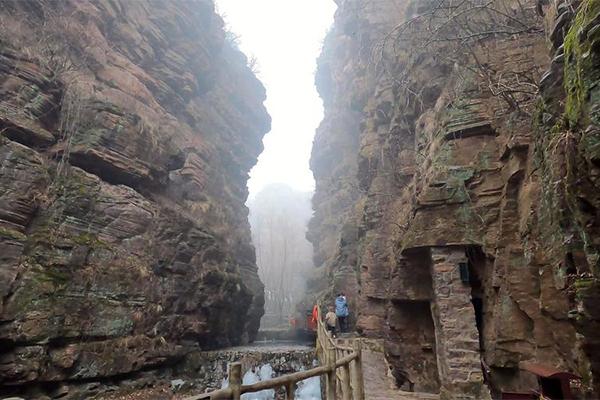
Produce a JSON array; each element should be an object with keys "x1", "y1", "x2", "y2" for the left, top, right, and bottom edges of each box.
[
  {"x1": 341, "y1": 362, "x2": 351, "y2": 400},
  {"x1": 286, "y1": 381, "x2": 295, "y2": 400},
  {"x1": 352, "y1": 340, "x2": 365, "y2": 400},
  {"x1": 229, "y1": 362, "x2": 242, "y2": 400},
  {"x1": 336, "y1": 349, "x2": 343, "y2": 396},
  {"x1": 326, "y1": 346, "x2": 337, "y2": 400},
  {"x1": 316, "y1": 327, "x2": 322, "y2": 360}
]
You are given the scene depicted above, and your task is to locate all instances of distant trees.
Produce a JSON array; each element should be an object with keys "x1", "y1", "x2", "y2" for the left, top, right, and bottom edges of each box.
[{"x1": 248, "y1": 184, "x2": 314, "y2": 329}]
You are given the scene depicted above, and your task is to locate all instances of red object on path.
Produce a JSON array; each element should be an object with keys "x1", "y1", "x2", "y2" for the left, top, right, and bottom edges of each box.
[
  {"x1": 521, "y1": 362, "x2": 580, "y2": 400},
  {"x1": 500, "y1": 363, "x2": 581, "y2": 400},
  {"x1": 307, "y1": 304, "x2": 318, "y2": 331},
  {"x1": 520, "y1": 363, "x2": 580, "y2": 381}
]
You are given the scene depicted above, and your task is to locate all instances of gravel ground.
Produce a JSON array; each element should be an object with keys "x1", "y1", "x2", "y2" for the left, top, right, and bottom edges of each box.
[{"x1": 94, "y1": 386, "x2": 193, "y2": 400}]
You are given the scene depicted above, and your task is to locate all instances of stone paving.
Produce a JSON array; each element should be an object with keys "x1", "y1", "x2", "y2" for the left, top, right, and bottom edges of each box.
[{"x1": 361, "y1": 339, "x2": 440, "y2": 400}]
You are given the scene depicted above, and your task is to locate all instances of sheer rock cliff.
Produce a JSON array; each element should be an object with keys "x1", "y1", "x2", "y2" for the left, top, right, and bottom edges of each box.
[
  {"x1": 309, "y1": 0, "x2": 600, "y2": 398},
  {"x1": 0, "y1": 0, "x2": 269, "y2": 397}
]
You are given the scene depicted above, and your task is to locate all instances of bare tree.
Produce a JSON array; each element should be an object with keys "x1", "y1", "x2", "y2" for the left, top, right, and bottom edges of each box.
[
  {"x1": 374, "y1": 0, "x2": 543, "y2": 116},
  {"x1": 248, "y1": 184, "x2": 314, "y2": 329}
]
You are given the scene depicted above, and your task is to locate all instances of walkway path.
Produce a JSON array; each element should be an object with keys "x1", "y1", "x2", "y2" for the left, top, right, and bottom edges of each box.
[
  {"x1": 335, "y1": 337, "x2": 440, "y2": 400},
  {"x1": 218, "y1": 341, "x2": 313, "y2": 352}
]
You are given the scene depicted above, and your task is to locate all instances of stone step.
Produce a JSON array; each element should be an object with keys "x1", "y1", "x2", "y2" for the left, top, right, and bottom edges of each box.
[{"x1": 367, "y1": 391, "x2": 440, "y2": 400}]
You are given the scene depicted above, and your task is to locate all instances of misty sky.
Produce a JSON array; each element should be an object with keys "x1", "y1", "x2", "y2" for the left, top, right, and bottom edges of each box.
[{"x1": 214, "y1": 0, "x2": 337, "y2": 198}]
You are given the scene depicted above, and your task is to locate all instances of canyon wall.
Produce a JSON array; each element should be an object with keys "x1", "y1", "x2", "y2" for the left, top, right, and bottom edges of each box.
[
  {"x1": 310, "y1": 0, "x2": 600, "y2": 398},
  {"x1": 0, "y1": 0, "x2": 269, "y2": 398}
]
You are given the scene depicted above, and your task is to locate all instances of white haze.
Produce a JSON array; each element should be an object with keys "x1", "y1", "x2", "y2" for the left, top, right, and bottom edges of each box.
[
  {"x1": 214, "y1": 0, "x2": 337, "y2": 198},
  {"x1": 247, "y1": 183, "x2": 314, "y2": 328}
]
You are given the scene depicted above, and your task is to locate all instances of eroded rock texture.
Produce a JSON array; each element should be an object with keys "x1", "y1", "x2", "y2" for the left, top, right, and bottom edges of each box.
[
  {"x1": 0, "y1": 0, "x2": 269, "y2": 397},
  {"x1": 310, "y1": 0, "x2": 600, "y2": 398}
]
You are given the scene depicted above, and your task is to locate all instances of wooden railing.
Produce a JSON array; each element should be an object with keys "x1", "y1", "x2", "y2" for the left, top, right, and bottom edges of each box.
[
  {"x1": 183, "y1": 305, "x2": 364, "y2": 400},
  {"x1": 315, "y1": 304, "x2": 365, "y2": 400}
]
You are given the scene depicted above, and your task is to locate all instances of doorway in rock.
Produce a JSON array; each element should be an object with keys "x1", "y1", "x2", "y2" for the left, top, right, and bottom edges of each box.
[
  {"x1": 472, "y1": 297, "x2": 484, "y2": 351},
  {"x1": 466, "y1": 246, "x2": 486, "y2": 353},
  {"x1": 388, "y1": 299, "x2": 441, "y2": 393}
]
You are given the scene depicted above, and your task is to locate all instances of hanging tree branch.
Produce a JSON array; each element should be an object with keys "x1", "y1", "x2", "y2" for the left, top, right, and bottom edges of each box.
[{"x1": 372, "y1": 0, "x2": 543, "y2": 116}]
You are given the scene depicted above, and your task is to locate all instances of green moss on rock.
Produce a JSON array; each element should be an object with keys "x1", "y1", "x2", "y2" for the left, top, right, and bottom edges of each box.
[
  {"x1": 0, "y1": 226, "x2": 26, "y2": 241},
  {"x1": 564, "y1": 0, "x2": 600, "y2": 127},
  {"x1": 72, "y1": 232, "x2": 108, "y2": 248}
]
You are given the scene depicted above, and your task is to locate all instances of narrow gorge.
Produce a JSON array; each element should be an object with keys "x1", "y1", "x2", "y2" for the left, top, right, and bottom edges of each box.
[{"x1": 0, "y1": 0, "x2": 599, "y2": 399}]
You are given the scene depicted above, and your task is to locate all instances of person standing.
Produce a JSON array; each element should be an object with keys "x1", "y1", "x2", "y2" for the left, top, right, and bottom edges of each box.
[
  {"x1": 308, "y1": 304, "x2": 319, "y2": 331},
  {"x1": 335, "y1": 293, "x2": 349, "y2": 333},
  {"x1": 325, "y1": 305, "x2": 338, "y2": 338}
]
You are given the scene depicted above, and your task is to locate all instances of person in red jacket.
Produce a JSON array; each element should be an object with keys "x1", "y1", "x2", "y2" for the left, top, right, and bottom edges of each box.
[{"x1": 307, "y1": 304, "x2": 319, "y2": 331}]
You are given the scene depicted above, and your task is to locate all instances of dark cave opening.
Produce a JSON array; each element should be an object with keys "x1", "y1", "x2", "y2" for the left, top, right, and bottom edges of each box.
[
  {"x1": 472, "y1": 296, "x2": 484, "y2": 352},
  {"x1": 466, "y1": 247, "x2": 486, "y2": 353}
]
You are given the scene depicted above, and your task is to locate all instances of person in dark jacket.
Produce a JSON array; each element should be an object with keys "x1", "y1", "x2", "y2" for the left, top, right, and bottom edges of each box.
[{"x1": 335, "y1": 293, "x2": 349, "y2": 333}]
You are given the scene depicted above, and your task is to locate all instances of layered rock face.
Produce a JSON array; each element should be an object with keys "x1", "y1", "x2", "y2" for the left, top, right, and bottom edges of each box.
[
  {"x1": 0, "y1": 0, "x2": 269, "y2": 397},
  {"x1": 310, "y1": 0, "x2": 600, "y2": 398}
]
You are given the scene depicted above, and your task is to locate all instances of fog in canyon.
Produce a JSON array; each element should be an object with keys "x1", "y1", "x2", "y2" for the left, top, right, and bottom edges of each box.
[{"x1": 248, "y1": 184, "x2": 313, "y2": 329}]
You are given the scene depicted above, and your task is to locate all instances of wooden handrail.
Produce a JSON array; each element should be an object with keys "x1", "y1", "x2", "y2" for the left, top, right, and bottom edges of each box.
[
  {"x1": 241, "y1": 365, "x2": 330, "y2": 393},
  {"x1": 334, "y1": 352, "x2": 358, "y2": 367},
  {"x1": 315, "y1": 301, "x2": 364, "y2": 400},
  {"x1": 183, "y1": 302, "x2": 364, "y2": 400}
]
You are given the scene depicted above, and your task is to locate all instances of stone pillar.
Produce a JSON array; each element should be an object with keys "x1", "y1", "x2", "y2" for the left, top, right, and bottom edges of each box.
[{"x1": 429, "y1": 247, "x2": 491, "y2": 400}]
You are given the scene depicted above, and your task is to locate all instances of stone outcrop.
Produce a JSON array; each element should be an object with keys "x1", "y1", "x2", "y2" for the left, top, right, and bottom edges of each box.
[
  {"x1": 0, "y1": 0, "x2": 269, "y2": 398},
  {"x1": 309, "y1": 0, "x2": 600, "y2": 398}
]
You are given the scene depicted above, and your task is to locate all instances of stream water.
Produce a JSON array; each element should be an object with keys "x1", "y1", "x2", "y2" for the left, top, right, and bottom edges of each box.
[{"x1": 221, "y1": 363, "x2": 321, "y2": 400}]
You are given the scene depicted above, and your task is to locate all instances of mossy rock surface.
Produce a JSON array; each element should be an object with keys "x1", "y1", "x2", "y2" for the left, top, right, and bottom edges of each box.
[
  {"x1": 0, "y1": 227, "x2": 27, "y2": 241},
  {"x1": 564, "y1": 0, "x2": 600, "y2": 127}
]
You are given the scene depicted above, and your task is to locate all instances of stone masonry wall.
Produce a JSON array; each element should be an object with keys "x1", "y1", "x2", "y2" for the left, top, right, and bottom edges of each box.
[
  {"x1": 180, "y1": 346, "x2": 316, "y2": 393},
  {"x1": 430, "y1": 247, "x2": 489, "y2": 399}
]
